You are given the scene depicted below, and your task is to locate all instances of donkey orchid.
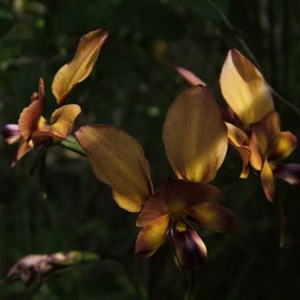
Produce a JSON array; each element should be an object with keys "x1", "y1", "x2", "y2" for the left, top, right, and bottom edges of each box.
[
  {"x1": 220, "y1": 49, "x2": 300, "y2": 202},
  {"x1": 176, "y1": 50, "x2": 300, "y2": 203},
  {"x1": 1, "y1": 29, "x2": 108, "y2": 166},
  {"x1": 75, "y1": 85, "x2": 237, "y2": 269}
]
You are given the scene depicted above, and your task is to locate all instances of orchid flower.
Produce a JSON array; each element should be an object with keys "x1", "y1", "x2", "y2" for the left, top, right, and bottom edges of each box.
[
  {"x1": 176, "y1": 50, "x2": 300, "y2": 203},
  {"x1": 1, "y1": 29, "x2": 108, "y2": 166},
  {"x1": 220, "y1": 49, "x2": 300, "y2": 202},
  {"x1": 75, "y1": 85, "x2": 237, "y2": 269}
]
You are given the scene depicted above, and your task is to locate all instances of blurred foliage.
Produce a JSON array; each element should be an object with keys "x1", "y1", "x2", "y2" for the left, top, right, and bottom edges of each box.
[{"x1": 0, "y1": 0, "x2": 300, "y2": 299}]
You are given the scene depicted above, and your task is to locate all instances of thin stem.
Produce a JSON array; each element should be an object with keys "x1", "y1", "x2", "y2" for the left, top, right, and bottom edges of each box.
[
  {"x1": 276, "y1": 198, "x2": 286, "y2": 248},
  {"x1": 204, "y1": 0, "x2": 300, "y2": 117},
  {"x1": 183, "y1": 271, "x2": 196, "y2": 300}
]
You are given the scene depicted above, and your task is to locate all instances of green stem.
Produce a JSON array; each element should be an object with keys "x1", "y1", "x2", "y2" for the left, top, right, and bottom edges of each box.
[
  {"x1": 277, "y1": 198, "x2": 285, "y2": 248},
  {"x1": 183, "y1": 271, "x2": 196, "y2": 300},
  {"x1": 57, "y1": 135, "x2": 86, "y2": 156},
  {"x1": 204, "y1": 0, "x2": 300, "y2": 117}
]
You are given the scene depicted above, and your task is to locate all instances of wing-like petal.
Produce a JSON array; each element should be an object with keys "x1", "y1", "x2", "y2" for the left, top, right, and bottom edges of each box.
[
  {"x1": 52, "y1": 29, "x2": 108, "y2": 105},
  {"x1": 135, "y1": 214, "x2": 169, "y2": 258},
  {"x1": 269, "y1": 131, "x2": 297, "y2": 161},
  {"x1": 50, "y1": 104, "x2": 82, "y2": 139},
  {"x1": 163, "y1": 85, "x2": 228, "y2": 183},
  {"x1": 185, "y1": 202, "x2": 237, "y2": 233},
  {"x1": 75, "y1": 125, "x2": 153, "y2": 212},
  {"x1": 220, "y1": 49, "x2": 274, "y2": 125}
]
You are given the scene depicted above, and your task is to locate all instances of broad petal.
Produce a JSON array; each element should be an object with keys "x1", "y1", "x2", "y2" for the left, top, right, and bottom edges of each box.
[
  {"x1": 226, "y1": 122, "x2": 251, "y2": 178},
  {"x1": 49, "y1": 104, "x2": 82, "y2": 139},
  {"x1": 171, "y1": 224, "x2": 207, "y2": 269},
  {"x1": 269, "y1": 131, "x2": 297, "y2": 161},
  {"x1": 163, "y1": 85, "x2": 228, "y2": 183},
  {"x1": 220, "y1": 49, "x2": 274, "y2": 125},
  {"x1": 135, "y1": 214, "x2": 169, "y2": 258},
  {"x1": 273, "y1": 163, "x2": 300, "y2": 185},
  {"x1": 52, "y1": 29, "x2": 108, "y2": 105},
  {"x1": 185, "y1": 202, "x2": 237, "y2": 233},
  {"x1": 18, "y1": 99, "x2": 44, "y2": 140},
  {"x1": 175, "y1": 66, "x2": 206, "y2": 86},
  {"x1": 260, "y1": 160, "x2": 275, "y2": 202},
  {"x1": 75, "y1": 125, "x2": 153, "y2": 212}
]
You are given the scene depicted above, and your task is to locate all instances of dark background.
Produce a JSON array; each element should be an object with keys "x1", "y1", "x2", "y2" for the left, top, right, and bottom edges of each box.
[{"x1": 0, "y1": 0, "x2": 299, "y2": 299}]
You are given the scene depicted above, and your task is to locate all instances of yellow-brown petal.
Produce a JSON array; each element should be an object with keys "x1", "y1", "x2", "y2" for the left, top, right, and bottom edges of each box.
[
  {"x1": 18, "y1": 99, "x2": 44, "y2": 140},
  {"x1": 226, "y1": 122, "x2": 251, "y2": 178},
  {"x1": 163, "y1": 85, "x2": 228, "y2": 183},
  {"x1": 135, "y1": 214, "x2": 169, "y2": 259},
  {"x1": 220, "y1": 49, "x2": 274, "y2": 125},
  {"x1": 75, "y1": 125, "x2": 153, "y2": 212},
  {"x1": 269, "y1": 131, "x2": 297, "y2": 161},
  {"x1": 52, "y1": 29, "x2": 108, "y2": 105},
  {"x1": 49, "y1": 104, "x2": 82, "y2": 139},
  {"x1": 175, "y1": 66, "x2": 206, "y2": 86},
  {"x1": 260, "y1": 160, "x2": 275, "y2": 202},
  {"x1": 185, "y1": 202, "x2": 237, "y2": 233}
]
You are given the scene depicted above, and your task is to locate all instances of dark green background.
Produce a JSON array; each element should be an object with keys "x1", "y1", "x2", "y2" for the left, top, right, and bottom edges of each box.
[{"x1": 0, "y1": 0, "x2": 299, "y2": 299}]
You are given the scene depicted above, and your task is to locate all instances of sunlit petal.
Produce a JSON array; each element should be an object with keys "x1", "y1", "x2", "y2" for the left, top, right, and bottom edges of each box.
[
  {"x1": 171, "y1": 224, "x2": 207, "y2": 269},
  {"x1": 135, "y1": 214, "x2": 169, "y2": 258},
  {"x1": 75, "y1": 125, "x2": 153, "y2": 212},
  {"x1": 52, "y1": 29, "x2": 108, "y2": 105},
  {"x1": 49, "y1": 104, "x2": 82, "y2": 139},
  {"x1": 273, "y1": 163, "x2": 300, "y2": 185},
  {"x1": 18, "y1": 99, "x2": 44, "y2": 140},
  {"x1": 175, "y1": 66, "x2": 206, "y2": 86},
  {"x1": 226, "y1": 122, "x2": 251, "y2": 178},
  {"x1": 163, "y1": 85, "x2": 228, "y2": 183},
  {"x1": 260, "y1": 160, "x2": 275, "y2": 202},
  {"x1": 185, "y1": 202, "x2": 237, "y2": 233},
  {"x1": 220, "y1": 49, "x2": 274, "y2": 125},
  {"x1": 269, "y1": 131, "x2": 297, "y2": 161}
]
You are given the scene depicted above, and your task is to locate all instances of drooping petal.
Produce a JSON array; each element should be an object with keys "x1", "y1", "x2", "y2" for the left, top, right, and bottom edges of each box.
[
  {"x1": 75, "y1": 125, "x2": 153, "y2": 212},
  {"x1": 269, "y1": 131, "x2": 297, "y2": 161},
  {"x1": 18, "y1": 99, "x2": 44, "y2": 140},
  {"x1": 273, "y1": 163, "x2": 300, "y2": 185},
  {"x1": 226, "y1": 122, "x2": 251, "y2": 178},
  {"x1": 12, "y1": 140, "x2": 32, "y2": 167},
  {"x1": 52, "y1": 29, "x2": 108, "y2": 105},
  {"x1": 184, "y1": 202, "x2": 237, "y2": 233},
  {"x1": 220, "y1": 49, "x2": 274, "y2": 125},
  {"x1": 1, "y1": 124, "x2": 21, "y2": 145},
  {"x1": 171, "y1": 223, "x2": 207, "y2": 269},
  {"x1": 135, "y1": 214, "x2": 169, "y2": 258},
  {"x1": 163, "y1": 85, "x2": 228, "y2": 183},
  {"x1": 260, "y1": 160, "x2": 275, "y2": 202},
  {"x1": 49, "y1": 104, "x2": 82, "y2": 139},
  {"x1": 175, "y1": 66, "x2": 206, "y2": 86}
]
